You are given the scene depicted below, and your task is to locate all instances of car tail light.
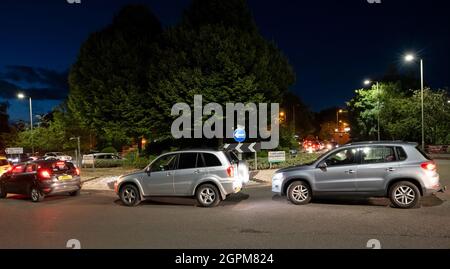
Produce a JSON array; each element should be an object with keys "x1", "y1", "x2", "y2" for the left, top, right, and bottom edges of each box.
[
  {"x1": 226, "y1": 165, "x2": 234, "y2": 178},
  {"x1": 38, "y1": 169, "x2": 52, "y2": 180},
  {"x1": 75, "y1": 167, "x2": 80, "y2": 176},
  {"x1": 421, "y1": 161, "x2": 437, "y2": 172}
]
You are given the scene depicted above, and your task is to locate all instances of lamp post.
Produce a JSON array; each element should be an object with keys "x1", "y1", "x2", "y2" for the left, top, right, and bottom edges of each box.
[
  {"x1": 336, "y1": 109, "x2": 345, "y2": 132},
  {"x1": 364, "y1": 80, "x2": 381, "y2": 141},
  {"x1": 405, "y1": 54, "x2": 425, "y2": 150},
  {"x1": 17, "y1": 93, "x2": 34, "y2": 154},
  {"x1": 70, "y1": 137, "x2": 81, "y2": 167}
]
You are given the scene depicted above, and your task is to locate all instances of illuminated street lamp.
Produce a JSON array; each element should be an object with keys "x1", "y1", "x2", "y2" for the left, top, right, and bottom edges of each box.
[
  {"x1": 336, "y1": 109, "x2": 346, "y2": 132},
  {"x1": 363, "y1": 79, "x2": 381, "y2": 141},
  {"x1": 279, "y1": 111, "x2": 286, "y2": 124},
  {"x1": 404, "y1": 53, "x2": 425, "y2": 150},
  {"x1": 17, "y1": 93, "x2": 34, "y2": 154}
]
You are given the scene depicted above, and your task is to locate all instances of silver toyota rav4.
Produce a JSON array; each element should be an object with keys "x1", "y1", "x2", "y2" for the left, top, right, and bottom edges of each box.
[
  {"x1": 272, "y1": 142, "x2": 443, "y2": 209},
  {"x1": 115, "y1": 150, "x2": 249, "y2": 207}
]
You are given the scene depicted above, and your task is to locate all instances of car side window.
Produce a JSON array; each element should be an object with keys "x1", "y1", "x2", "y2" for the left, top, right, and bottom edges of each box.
[
  {"x1": 177, "y1": 153, "x2": 198, "y2": 170},
  {"x1": 324, "y1": 148, "x2": 359, "y2": 167},
  {"x1": 360, "y1": 147, "x2": 396, "y2": 164},
  {"x1": 202, "y1": 153, "x2": 222, "y2": 167},
  {"x1": 396, "y1": 147, "x2": 408, "y2": 161},
  {"x1": 150, "y1": 154, "x2": 177, "y2": 172}
]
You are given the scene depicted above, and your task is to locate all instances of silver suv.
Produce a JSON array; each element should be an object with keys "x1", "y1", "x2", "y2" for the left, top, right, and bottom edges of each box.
[
  {"x1": 115, "y1": 150, "x2": 249, "y2": 207},
  {"x1": 272, "y1": 142, "x2": 443, "y2": 209}
]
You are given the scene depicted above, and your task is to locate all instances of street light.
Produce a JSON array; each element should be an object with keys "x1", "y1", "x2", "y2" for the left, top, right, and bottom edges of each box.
[
  {"x1": 336, "y1": 109, "x2": 346, "y2": 132},
  {"x1": 70, "y1": 137, "x2": 81, "y2": 168},
  {"x1": 363, "y1": 79, "x2": 381, "y2": 141},
  {"x1": 17, "y1": 93, "x2": 34, "y2": 154},
  {"x1": 404, "y1": 53, "x2": 425, "y2": 150}
]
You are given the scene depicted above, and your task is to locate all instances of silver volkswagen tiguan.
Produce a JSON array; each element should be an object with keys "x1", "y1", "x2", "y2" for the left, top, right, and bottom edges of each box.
[
  {"x1": 272, "y1": 142, "x2": 443, "y2": 209},
  {"x1": 115, "y1": 150, "x2": 249, "y2": 207}
]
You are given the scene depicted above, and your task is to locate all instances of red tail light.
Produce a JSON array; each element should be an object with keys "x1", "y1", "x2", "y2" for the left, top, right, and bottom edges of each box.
[
  {"x1": 75, "y1": 167, "x2": 80, "y2": 176},
  {"x1": 421, "y1": 161, "x2": 437, "y2": 172},
  {"x1": 226, "y1": 165, "x2": 234, "y2": 178},
  {"x1": 38, "y1": 169, "x2": 52, "y2": 180}
]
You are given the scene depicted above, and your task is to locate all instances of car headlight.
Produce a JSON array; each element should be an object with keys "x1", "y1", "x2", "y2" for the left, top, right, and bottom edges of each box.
[{"x1": 272, "y1": 173, "x2": 284, "y2": 181}]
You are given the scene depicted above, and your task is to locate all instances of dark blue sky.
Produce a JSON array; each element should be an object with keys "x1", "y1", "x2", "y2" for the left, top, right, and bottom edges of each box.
[{"x1": 1, "y1": 0, "x2": 449, "y2": 122}]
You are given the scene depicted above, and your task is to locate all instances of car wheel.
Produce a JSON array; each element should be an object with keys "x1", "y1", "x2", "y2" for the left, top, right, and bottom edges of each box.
[
  {"x1": 196, "y1": 184, "x2": 221, "y2": 207},
  {"x1": 30, "y1": 187, "x2": 45, "y2": 202},
  {"x1": 389, "y1": 181, "x2": 420, "y2": 209},
  {"x1": 287, "y1": 181, "x2": 312, "y2": 205},
  {"x1": 70, "y1": 190, "x2": 80, "y2": 196},
  {"x1": 0, "y1": 184, "x2": 7, "y2": 198},
  {"x1": 120, "y1": 184, "x2": 141, "y2": 207}
]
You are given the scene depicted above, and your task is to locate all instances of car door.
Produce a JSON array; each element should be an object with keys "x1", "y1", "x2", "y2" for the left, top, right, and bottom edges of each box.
[
  {"x1": 4, "y1": 164, "x2": 26, "y2": 194},
  {"x1": 173, "y1": 153, "x2": 206, "y2": 195},
  {"x1": 314, "y1": 148, "x2": 360, "y2": 192},
  {"x1": 17, "y1": 163, "x2": 37, "y2": 195},
  {"x1": 355, "y1": 146, "x2": 398, "y2": 193},
  {"x1": 142, "y1": 154, "x2": 177, "y2": 196}
]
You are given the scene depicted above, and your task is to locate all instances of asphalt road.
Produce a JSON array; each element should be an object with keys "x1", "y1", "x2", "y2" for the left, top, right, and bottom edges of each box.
[{"x1": 1, "y1": 160, "x2": 449, "y2": 249}]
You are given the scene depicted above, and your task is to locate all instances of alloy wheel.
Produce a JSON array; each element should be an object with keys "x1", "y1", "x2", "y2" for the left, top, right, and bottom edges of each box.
[
  {"x1": 394, "y1": 186, "x2": 416, "y2": 206},
  {"x1": 200, "y1": 187, "x2": 216, "y2": 205},
  {"x1": 291, "y1": 185, "x2": 309, "y2": 202}
]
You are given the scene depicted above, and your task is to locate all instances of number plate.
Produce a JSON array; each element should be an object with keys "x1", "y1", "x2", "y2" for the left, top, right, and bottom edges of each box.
[{"x1": 58, "y1": 175, "x2": 73, "y2": 181}]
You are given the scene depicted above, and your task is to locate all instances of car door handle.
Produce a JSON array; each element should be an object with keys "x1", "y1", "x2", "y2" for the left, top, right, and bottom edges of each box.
[
  {"x1": 345, "y1": 170, "x2": 356, "y2": 174},
  {"x1": 166, "y1": 172, "x2": 172, "y2": 177},
  {"x1": 386, "y1": 168, "x2": 396, "y2": 172},
  {"x1": 194, "y1": 169, "x2": 201, "y2": 174}
]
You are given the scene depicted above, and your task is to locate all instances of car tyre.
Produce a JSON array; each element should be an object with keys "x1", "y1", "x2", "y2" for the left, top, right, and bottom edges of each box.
[
  {"x1": 30, "y1": 187, "x2": 45, "y2": 202},
  {"x1": 0, "y1": 184, "x2": 7, "y2": 198},
  {"x1": 287, "y1": 181, "x2": 312, "y2": 205},
  {"x1": 196, "y1": 184, "x2": 221, "y2": 208},
  {"x1": 120, "y1": 184, "x2": 141, "y2": 207},
  {"x1": 389, "y1": 181, "x2": 420, "y2": 209},
  {"x1": 69, "y1": 190, "x2": 81, "y2": 196}
]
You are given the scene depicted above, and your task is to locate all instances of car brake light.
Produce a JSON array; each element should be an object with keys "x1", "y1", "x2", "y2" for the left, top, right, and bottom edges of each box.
[
  {"x1": 226, "y1": 166, "x2": 234, "y2": 178},
  {"x1": 38, "y1": 169, "x2": 52, "y2": 179},
  {"x1": 75, "y1": 167, "x2": 80, "y2": 176},
  {"x1": 421, "y1": 161, "x2": 436, "y2": 172}
]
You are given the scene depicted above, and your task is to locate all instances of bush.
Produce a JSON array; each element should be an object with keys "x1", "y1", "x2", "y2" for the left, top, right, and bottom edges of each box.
[
  {"x1": 122, "y1": 150, "x2": 156, "y2": 169},
  {"x1": 246, "y1": 152, "x2": 321, "y2": 170},
  {"x1": 101, "y1": 147, "x2": 118, "y2": 154},
  {"x1": 93, "y1": 159, "x2": 123, "y2": 168}
]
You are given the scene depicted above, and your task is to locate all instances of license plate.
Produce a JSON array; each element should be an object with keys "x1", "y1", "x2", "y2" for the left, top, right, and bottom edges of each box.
[{"x1": 58, "y1": 175, "x2": 72, "y2": 181}]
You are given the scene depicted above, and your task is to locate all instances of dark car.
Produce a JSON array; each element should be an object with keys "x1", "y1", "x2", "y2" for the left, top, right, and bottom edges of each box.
[{"x1": 0, "y1": 160, "x2": 81, "y2": 202}]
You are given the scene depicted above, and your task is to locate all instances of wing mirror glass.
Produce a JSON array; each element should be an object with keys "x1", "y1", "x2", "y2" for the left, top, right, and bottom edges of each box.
[{"x1": 318, "y1": 162, "x2": 327, "y2": 170}]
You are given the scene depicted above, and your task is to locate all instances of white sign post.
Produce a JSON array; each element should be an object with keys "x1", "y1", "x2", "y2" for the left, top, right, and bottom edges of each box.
[
  {"x1": 5, "y1": 148, "x2": 24, "y2": 155},
  {"x1": 268, "y1": 151, "x2": 286, "y2": 169}
]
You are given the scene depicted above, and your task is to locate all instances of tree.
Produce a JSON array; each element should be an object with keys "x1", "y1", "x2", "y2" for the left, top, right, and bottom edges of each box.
[
  {"x1": 281, "y1": 92, "x2": 315, "y2": 138},
  {"x1": 318, "y1": 121, "x2": 336, "y2": 141},
  {"x1": 0, "y1": 102, "x2": 11, "y2": 151},
  {"x1": 154, "y1": 0, "x2": 295, "y2": 140},
  {"x1": 68, "y1": 5, "x2": 163, "y2": 150},
  {"x1": 348, "y1": 82, "x2": 450, "y2": 144}
]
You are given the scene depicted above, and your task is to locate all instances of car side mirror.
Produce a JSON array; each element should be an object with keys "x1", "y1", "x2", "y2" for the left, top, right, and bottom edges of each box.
[
  {"x1": 145, "y1": 166, "x2": 151, "y2": 175},
  {"x1": 318, "y1": 162, "x2": 327, "y2": 170}
]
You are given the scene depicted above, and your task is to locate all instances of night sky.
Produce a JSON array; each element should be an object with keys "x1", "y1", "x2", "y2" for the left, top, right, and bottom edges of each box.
[{"x1": 1, "y1": 0, "x2": 449, "y2": 122}]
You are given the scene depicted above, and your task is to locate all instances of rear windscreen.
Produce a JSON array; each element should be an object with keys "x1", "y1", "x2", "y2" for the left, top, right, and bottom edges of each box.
[
  {"x1": 39, "y1": 161, "x2": 76, "y2": 174},
  {"x1": 224, "y1": 151, "x2": 239, "y2": 164}
]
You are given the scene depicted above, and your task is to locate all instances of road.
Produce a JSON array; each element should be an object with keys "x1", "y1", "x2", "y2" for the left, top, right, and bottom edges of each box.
[{"x1": 0, "y1": 160, "x2": 449, "y2": 249}]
